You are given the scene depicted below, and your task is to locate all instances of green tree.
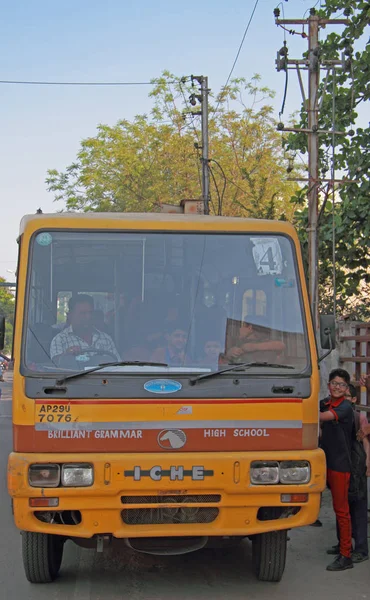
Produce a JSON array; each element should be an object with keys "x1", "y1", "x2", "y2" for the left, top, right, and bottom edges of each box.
[
  {"x1": 0, "y1": 279, "x2": 15, "y2": 355},
  {"x1": 47, "y1": 73, "x2": 299, "y2": 220},
  {"x1": 286, "y1": 1, "x2": 370, "y2": 319}
]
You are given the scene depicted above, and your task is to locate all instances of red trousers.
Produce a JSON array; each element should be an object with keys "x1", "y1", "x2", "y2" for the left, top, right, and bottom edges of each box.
[{"x1": 327, "y1": 469, "x2": 352, "y2": 558}]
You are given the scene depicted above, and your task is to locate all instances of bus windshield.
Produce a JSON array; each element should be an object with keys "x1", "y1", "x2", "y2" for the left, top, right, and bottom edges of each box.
[{"x1": 23, "y1": 230, "x2": 309, "y2": 375}]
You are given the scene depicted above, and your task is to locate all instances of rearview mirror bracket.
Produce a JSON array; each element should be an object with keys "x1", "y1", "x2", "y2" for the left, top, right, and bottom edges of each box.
[
  {"x1": 0, "y1": 316, "x2": 5, "y2": 351},
  {"x1": 318, "y1": 314, "x2": 336, "y2": 364}
]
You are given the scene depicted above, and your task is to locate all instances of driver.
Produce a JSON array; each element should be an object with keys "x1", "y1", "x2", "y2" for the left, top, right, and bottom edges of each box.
[{"x1": 50, "y1": 294, "x2": 120, "y2": 363}]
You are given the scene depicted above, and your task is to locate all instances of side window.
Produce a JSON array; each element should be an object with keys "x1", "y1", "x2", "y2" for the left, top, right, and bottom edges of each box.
[
  {"x1": 29, "y1": 270, "x2": 46, "y2": 325},
  {"x1": 242, "y1": 289, "x2": 267, "y2": 320},
  {"x1": 57, "y1": 292, "x2": 72, "y2": 325}
]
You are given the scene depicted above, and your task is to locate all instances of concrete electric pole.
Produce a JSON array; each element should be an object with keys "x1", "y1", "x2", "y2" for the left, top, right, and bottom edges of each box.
[
  {"x1": 274, "y1": 8, "x2": 349, "y2": 328},
  {"x1": 307, "y1": 14, "x2": 320, "y2": 330},
  {"x1": 200, "y1": 76, "x2": 210, "y2": 215}
]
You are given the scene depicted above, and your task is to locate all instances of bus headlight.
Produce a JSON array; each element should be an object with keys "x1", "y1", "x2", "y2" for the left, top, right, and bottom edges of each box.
[
  {"x1": 61, "y1": 464, "x2": 94, "y2": 487},
  {"x1": 29, "y1": 464, "x2": 60, "y2": 487},
  {"x1": 250, "y1": 461, "x2": 279, "y2": 485},
  {"x1": 279, "y1": 461, "x2": 310, "y2": 484}
]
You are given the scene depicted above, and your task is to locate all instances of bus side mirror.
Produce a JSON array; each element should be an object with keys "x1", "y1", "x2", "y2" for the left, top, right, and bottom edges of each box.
[
  {"x1": 319, "y1": 314, "x2": 336, "y2": 350},
  {"x1": 0, "y1": 316, "x2": 5, "y2": 351}
]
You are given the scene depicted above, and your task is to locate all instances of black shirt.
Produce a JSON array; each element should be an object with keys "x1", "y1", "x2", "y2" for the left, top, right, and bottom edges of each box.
[{"x1": 320, "y1": 396, "x2": 354, "y2": 473}]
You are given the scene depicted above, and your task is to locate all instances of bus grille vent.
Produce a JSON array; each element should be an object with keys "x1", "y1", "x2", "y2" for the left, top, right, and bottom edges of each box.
[
  {"x1": 121, "y1": 494, "x2": 220, "y2": 505},
  {"x1": 122, "y1": 506, "x2": 219, "y2": 525}
]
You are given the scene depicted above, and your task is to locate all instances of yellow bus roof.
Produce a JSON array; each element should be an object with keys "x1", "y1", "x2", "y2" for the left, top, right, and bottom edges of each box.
[{"x1": 20, "y1": 212, "x2": 298, "y2": 237}]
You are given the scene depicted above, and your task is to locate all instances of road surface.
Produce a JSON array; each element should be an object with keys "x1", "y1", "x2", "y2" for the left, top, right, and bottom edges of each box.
[{"x1": 0, "y1": 373, "x2": 369, "y2": 599}]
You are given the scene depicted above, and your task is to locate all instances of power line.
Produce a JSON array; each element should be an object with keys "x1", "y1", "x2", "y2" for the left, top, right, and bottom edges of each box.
[
  {"x1": 277, "y1": 24, "x2": 307, "y2": 37},
  {"x1": 216, "y1": 0, "x2": 260, "y2": 110},
  {"x1": 218, "y1": 171, "x2": 247, "y2": 197},
  {"x1": 279, "y1": 59, "x2": 289, "y2": 118},
  {"x1": 303, "y1": 0, "x2": 322, "y2": 19},
  {"x1": 209, "y1": 159, "x2": 227, "y2": 215},
  {"x1": 222, "y1": 0, "x2": 260, "y2": 86},
  {"x1": 0, "y1": 79, "x2": 175, "y2": 87},
  {"x1": 209, "y1": 165, "x2": 222, "y2": 215},
  {"x1": 276, "y1": 2, "x2": 287, "y2": 41}
]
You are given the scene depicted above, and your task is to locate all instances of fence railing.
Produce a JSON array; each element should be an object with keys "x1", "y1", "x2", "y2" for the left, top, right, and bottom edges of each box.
[{"x1": 339, "y1": 321, "x2": 370, "y2": 408}]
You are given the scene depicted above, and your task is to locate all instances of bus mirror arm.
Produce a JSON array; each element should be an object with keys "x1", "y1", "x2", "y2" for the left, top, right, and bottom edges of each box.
[
  {"x1": 0, "y1": 316, "x2": 5, "y2": 351},
  {"x1": 318, "y1": 314, "x2": 336, "y2": 365},
  {"x1": 318, "y1": 327, "x2": 333, "y2": 363}
]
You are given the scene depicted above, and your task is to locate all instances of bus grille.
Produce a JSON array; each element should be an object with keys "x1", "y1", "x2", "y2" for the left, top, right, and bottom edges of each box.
[
  {"x1": 122, "y1": 507, "x2": 219, "y2": 525},
  {"x1": 121, "y1": 494, "x2": 221, "y2": 505},
  {"x1": 121, "y1": 495, "x2": 220, "y2": 525}
]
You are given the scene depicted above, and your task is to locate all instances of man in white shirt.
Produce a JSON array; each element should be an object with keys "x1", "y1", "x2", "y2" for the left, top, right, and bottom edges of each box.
[{"x1": 50, "y1": 294, "x2": 119, "y2": 364}]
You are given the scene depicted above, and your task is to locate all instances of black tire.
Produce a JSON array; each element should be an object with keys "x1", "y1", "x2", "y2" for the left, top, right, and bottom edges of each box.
[
  {"x1": 22, "y1": 531, "x2": 64, "y2": 583},
  {"x1": 252, "y1": 529, "x2": 287, "y2": 582}
]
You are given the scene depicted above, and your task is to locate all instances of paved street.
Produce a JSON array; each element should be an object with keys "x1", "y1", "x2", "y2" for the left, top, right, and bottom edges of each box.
[{"x1": 0, "y1": 372, "x2": 369, "y2": 600}]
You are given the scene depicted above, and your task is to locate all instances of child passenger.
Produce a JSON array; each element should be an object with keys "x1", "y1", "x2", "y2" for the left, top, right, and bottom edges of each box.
[{"x1": 199, "y1": 340, "x2": 226, "y2": 367}]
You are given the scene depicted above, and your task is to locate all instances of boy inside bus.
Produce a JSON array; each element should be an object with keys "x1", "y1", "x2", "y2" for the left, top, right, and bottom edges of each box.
[
  {"x1": 150, "y1": 322, "x2": 189, "y2": 366},
  {"x1": 198, "y1": 339, "x2": 226, "y2": 367},
  {"x1": 226, "y1": 319, "x2": 285, "y2": 364}
]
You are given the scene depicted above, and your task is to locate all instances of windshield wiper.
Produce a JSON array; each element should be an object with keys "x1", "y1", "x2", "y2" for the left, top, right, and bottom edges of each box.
[
  {"x1": 189, "y1": 362, "x2": 295, "y2": 385},
  {"x1": 56, "y1": 361, "x2": 169, "y2": 385}
]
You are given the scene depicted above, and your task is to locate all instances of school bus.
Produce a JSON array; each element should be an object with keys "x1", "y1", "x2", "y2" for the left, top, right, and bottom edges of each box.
[{"x1": 6, "y1": 211, "x2": 326, "y2": 583}]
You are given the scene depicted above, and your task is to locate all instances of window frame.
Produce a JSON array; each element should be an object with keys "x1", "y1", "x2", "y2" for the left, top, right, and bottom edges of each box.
[{"x1": 20, "y1": 228, "x2": 312, "y2": 378}]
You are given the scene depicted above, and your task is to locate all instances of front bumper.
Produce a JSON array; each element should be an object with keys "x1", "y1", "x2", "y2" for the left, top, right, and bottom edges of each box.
[{"x1": 8, "y1": 449, "x2": 326, "y2": 538}]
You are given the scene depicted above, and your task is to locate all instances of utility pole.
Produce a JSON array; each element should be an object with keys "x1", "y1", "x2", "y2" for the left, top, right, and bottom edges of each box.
[
  {"x1": 189, "y1": 76, "x2": 210, "y2": 215},
  {"x1": 200, "y1": 76, "x2": 210, "y2": 215},
  {"x1": 274, "y1": 8, "x2": 349, "y2": 329},
  {"x1": 307, "y1": 13, "x2": 320, "y2": 329}
]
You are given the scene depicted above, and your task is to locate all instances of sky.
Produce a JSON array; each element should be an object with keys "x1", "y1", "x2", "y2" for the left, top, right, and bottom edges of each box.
[{"x1": 0, "y1": 0, "x2": 358, "y2": 278}]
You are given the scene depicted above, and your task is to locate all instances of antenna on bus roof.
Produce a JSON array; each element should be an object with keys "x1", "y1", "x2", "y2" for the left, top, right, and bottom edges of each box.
[{"x1": 36, "y1": 208, "x2": 43, "y2": 214}]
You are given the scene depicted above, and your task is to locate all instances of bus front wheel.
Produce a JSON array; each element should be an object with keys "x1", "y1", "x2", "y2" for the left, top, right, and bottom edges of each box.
[
  {"x1": 22, "y1": 531, "x2": 64, "y2": 583},
  {"x1": 252, "y1": 529, "x2": 287, "y2": 582}
]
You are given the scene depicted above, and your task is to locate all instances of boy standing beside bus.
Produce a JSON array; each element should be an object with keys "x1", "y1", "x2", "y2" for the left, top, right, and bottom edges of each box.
[
  {"x1": 326, "y1": 383, "x2": 369, "y2": 564},
  {"x1": 320, "y1": 369, "x2": 354, "y2": 571}
]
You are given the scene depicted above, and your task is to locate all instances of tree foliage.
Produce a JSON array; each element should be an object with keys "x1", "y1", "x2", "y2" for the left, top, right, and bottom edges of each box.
[
  {"x1": 286, "y1": 1, "x2": 370, "y2": 319},
  {"x1": 0, "y1": 279, "x2": 15, "y2": 355},
  {"x1": 47, "y1": 73, "x2": 299, "y2": 220}
]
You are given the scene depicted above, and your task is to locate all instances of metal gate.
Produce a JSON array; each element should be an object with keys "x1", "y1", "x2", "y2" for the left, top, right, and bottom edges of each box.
[{"x1": 339, "y1": 321, "x2": 370, "y2": 410}]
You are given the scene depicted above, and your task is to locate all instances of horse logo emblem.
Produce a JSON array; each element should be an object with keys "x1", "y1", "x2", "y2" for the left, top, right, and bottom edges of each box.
[{"x1": 158, "y1": 429, "x2": 187, "y2": 450}]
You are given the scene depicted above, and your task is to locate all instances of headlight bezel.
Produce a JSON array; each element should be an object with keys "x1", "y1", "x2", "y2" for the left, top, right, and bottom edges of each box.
[
  {"x1": 61, "y1": 463, "x2": 94, "y2": 487},
  {"x1": 28, "y1": 463, "x2": 61, "y2": 488},
  {"x1": 28, "y1": 462, "x2": 94, "y2": 488},
  {"x1": 279, "y1": 460, "x2": 311, "y2": 485},
  {"x1": 250, "y1": 461, "x2": 280, "y2": 485},
  {"x1": 250, "y1": 460, "x2": 311, "y2": 485}
]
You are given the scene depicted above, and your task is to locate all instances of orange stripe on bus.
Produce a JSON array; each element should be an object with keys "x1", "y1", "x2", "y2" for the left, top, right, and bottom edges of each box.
[{"x1": 13, "y1": 424, "x2": 303, "y2": 453}]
